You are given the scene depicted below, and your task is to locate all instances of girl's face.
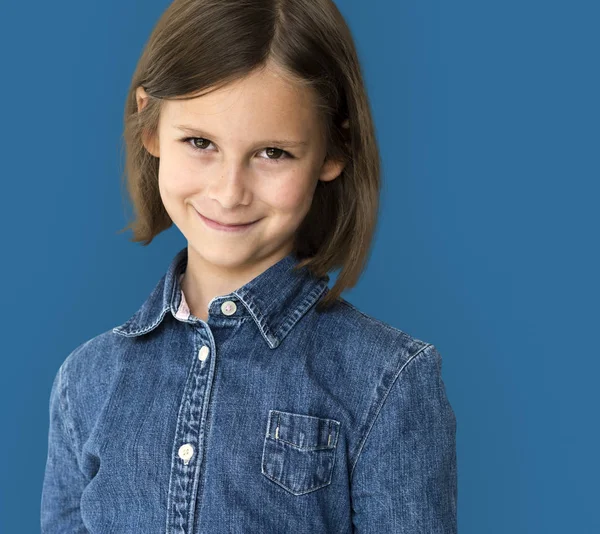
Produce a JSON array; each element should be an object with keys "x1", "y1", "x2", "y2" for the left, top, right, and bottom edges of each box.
[{"x1": 136, "y1": 65, "x2": 345, "y2": 271}]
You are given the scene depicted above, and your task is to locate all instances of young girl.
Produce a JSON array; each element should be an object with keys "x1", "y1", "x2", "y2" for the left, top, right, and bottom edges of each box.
[{"x1": 41, "y1": 0, "x2": 457, "y2": 532}]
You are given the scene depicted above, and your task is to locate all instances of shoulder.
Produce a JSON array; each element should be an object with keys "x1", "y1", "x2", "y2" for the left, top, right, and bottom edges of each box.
[
  {"x1": 313, "y1": 295, "x2": 451, "y2": 467},
  {"x1": 315, "y1": 295, "x2": 438, "y2": 372},
  {"x1": 52, "y1": 327, "x2": 128, "y2": 430},
  {"x1": 59, "y1": 327, "x2": 124, "y2": 381}
]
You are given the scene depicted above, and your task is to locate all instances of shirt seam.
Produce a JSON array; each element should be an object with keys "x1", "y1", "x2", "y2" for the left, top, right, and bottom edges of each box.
[
  {"x1": 337, "y1": 297, "x2": 421, "y2": 345},
  {"x1": 349, "y1": 342, "x2": 433, "y2": 481},
  {"x1": 57, "y1": 361, "x2": 82, "y2": 466}
]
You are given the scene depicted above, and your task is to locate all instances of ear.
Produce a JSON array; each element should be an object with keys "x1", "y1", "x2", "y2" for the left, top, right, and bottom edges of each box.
[
  {"x1": 135, "y1": 85, "x2": 160, "y2": 158},
  {"x1": 318, "y1": 157, "x2": 346, "y2": 183},
  {"x1": 318, "y1": 118, "x2": 350, "y2": 182}
]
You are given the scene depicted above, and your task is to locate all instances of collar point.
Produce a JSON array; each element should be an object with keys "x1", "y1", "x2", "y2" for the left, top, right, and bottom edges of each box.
[{"x1": 266, "y1": 333, "x2": 280, "y2": 348}]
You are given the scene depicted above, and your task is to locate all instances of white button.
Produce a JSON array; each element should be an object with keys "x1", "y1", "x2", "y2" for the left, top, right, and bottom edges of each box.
[
  {"x1": 221, "y1": 300, "x2": 237, "y2": 316},
  {"x1": 178, "y1": 443, "x2": 194, "y2": 464},
  {"x1": 198, "y1": 345, "x2": 210, "y2": 361}
]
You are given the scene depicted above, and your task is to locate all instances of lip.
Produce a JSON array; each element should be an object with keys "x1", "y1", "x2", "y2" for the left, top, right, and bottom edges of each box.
[{"x1": 195, "y1": 210, "x2": 260, "y2": 232}]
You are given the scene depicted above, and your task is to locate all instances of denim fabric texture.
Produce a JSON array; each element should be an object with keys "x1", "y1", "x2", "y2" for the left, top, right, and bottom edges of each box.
[{"x1": 41, "y1": 246, "x2": 457, "y2": 533}]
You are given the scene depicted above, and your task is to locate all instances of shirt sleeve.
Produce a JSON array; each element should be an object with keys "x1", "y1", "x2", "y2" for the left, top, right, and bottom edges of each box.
[
  {"x1": 40, "y1": 361, "x2": 89, "y2": 533},
  {"x1": 350, "y1": 343, "x2": 458, "y2": 533}
]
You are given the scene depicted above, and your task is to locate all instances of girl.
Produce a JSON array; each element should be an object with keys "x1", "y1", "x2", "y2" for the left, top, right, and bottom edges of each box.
[{"x1": 41, "y1": 0, "x2": 457, "y2": 532}]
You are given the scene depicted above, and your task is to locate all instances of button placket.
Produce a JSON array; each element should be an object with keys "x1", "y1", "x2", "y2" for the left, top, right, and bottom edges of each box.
[{"x1": 166, "y1": 326, "x2": 216, "y2": 533}]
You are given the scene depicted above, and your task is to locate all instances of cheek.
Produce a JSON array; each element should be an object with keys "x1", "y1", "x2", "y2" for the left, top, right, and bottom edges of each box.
[
  {"x1": 158, "y1": 158, "x2": 203, "y2": 200},
  {"x1": 157, "y1": 162, "x2": 204, "y2": 225},
  {"x1": 259, "y1": 172, "x2": 316, "y2": 213}
]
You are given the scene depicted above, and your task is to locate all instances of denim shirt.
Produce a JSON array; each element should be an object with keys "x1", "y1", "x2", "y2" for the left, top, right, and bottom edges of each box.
[{"x1": 41, "y1": 246, "x2": 457, "y2": 533}]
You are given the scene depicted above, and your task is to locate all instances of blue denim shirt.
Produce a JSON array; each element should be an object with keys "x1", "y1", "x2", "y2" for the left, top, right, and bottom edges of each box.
[{"x1": 41, "y1": 246, "x2": 457, "y2": 533}]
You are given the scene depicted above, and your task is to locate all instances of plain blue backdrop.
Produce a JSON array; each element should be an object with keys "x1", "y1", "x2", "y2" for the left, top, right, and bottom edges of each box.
[{"x1": 1, "y1": 0, "x2": 598, "y2": 532}]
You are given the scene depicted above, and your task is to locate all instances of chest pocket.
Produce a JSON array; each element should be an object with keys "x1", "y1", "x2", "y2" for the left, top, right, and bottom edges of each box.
[{"x1": 261, "y1": 409, "x2": 341, "y2": 496}]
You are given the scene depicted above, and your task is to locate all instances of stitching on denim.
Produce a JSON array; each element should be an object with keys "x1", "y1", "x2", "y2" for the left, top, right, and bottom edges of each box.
[
  {"x1": 349, "y1": 343, "x2": 433, "y2": 480},
  {"x1": 261, "y1": 408, "x2": 338, "y2": 495},
  {"x1": 114, "y1": 267, "x2": 327, "y2": 345},
  {"x1": 114, "y1": 254, "x2": 187, "y2": 338},
  {"x1": 273, "y1": 409, "x2": 341, "y2": 426},
  {"x1": 57, "y1": 361, "x2": 83, "y2": 470},
  {"x1": 268, "y1": 410, "x2": 340, "y2": 450},
  {"x1": 112, "y1": 305, "x2": 171, "y2": 337},
  {"x1": 232, "y1": 290, "x2": 275, "y2": 346},
  {"x1": 185, "y1": 328, "x2": 217, "y2": 534},
  {"x1": 268, "y1": 434, "x2": 336, "y2": 452},
  {"x1": 165, "y1": 356, "x2": 199, "y2": 532},
  {"x1": 260, "y1": 469, "x2": 333, "y2": 496},
  {"x1": 266, "y1": 409, "x2": 274, "y2": 437},
  {"x1": 233, "y1": 278, "x2": 328, "y2": 348},
  {"x1": 278, "y1": 281, "x2": 328, "y2": 334},
  {"x1": 337, "y1": 297, "x2": 420, "y2": 344}
]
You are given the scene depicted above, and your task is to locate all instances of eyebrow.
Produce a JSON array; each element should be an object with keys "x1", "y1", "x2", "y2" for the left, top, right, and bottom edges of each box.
[{"x1": 174, "y1": 124, "x2": 309, "y2": 148}]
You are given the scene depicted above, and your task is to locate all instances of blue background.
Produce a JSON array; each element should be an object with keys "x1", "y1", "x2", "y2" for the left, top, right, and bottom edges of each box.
[{"x1": 1, "y1": 1, "x2": 598, "y2": 532}]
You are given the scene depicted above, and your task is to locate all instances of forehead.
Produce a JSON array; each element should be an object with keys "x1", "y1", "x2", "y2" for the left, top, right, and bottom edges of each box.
[{"x1": 161, "y1": 68, "x2": 322, "y2": 139}]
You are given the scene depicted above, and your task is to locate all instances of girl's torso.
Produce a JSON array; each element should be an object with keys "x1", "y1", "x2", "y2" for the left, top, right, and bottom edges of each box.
[{"x1": 42, "y1": 246, "x2": 456, "y2": 533}]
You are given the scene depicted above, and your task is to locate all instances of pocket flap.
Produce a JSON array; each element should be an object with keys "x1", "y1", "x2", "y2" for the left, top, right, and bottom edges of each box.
[{"x1": 266, "y1": 410, "x2": 340, "y2": 450}]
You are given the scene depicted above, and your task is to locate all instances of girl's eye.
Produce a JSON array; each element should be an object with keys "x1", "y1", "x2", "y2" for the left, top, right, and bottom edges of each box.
[
  {"x1": 182, "y1": 137, "x2": 292, "y2": 163},
  {"x1": 188, "y1": 137, "x2": 211, "y2": 151}
]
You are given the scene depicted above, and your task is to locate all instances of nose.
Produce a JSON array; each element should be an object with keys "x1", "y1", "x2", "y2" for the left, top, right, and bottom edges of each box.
[{"x1": 207, "y1": 159, "x2": 252, "y2": 208}]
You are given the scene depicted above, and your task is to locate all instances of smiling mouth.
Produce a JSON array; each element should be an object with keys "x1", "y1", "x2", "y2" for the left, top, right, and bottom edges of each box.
[{"x1": 195, "y1": 209, "x2": 261, "y2": 231}]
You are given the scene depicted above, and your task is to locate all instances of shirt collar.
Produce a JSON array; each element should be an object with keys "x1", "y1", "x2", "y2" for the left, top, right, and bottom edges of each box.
[{"x1": 112, "y1": 246, "x2": 330, "y2": 348}]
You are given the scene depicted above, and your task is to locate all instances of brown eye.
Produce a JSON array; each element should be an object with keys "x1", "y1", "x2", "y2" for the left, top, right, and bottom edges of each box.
[
  {"x1": 192, "y1": 138, "x2": 210, "y2": 149},
  {"x1": 265, "y1": 147, "x2": 284, "y2": 159}
]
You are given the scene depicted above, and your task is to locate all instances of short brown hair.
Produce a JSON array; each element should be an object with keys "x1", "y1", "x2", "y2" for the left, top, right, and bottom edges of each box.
[{"x1": 119, "y1": 0, "x2": 381, "y2": 311}]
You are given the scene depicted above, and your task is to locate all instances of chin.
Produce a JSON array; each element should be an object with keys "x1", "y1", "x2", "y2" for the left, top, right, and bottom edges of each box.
[{"x1": 188, "y1": 240, "x2": 259, "y2": 263}]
